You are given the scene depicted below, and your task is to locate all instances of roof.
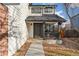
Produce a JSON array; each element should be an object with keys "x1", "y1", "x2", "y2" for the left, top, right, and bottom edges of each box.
[
  {"x1": 25, "y1": 14, "x2": 66, "y2": 22},
  {"x1": 29, "y1": 3, "x2": 55, "y2": 6}
]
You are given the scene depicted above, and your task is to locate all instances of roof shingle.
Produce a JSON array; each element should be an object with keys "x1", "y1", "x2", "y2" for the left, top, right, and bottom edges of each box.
[{"x1": 26, "y1": 14, "x2": 66, "y2": 22}]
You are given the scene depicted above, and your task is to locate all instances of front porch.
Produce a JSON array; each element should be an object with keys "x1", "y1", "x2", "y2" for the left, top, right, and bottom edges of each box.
[{"x1": 26, "y1": 14, "x2": 66, "y2": 39}]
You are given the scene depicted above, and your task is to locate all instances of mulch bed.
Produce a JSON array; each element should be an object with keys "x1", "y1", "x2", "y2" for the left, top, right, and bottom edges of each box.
[
  {"x1": 62, "y1": 38, "x2": 79, "y2": 50},
  {"x1": 43, "y1": 40, "x2": 79, "y2": 56},
  {"x1": 13, "y1": 38, "x2": 33, "y2": 56}
]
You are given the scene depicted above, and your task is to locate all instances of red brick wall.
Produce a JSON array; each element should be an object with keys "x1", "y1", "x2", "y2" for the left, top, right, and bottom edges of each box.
[{"x1": 0, "y1": 3, "x2": 8, "y2": 56}]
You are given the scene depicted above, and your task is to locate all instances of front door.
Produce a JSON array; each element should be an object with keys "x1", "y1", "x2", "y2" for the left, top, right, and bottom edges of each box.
[{"x1": 34, "y1": 23, "x2": 43, "y2": 38}]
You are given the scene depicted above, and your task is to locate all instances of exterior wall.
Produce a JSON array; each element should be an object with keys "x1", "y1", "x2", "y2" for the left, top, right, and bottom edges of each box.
[
  {"x1": 28, "y1": 7, "x2": 42, "y2": 16},
  {"x1": 18, "y1": 3, "x2": 29, "y2": 48},
  {"x1": 28, "y1": 6, "x2": 54, "y2": 16},
  {"x1": 26, "y1": 22, "x2": 34, "y2": 38},
  {"x1": 65, "y1": 24, "x2": 71, "y2": 30},
  {"x1": 0, "y1": 3, "x2": 8, "y2": 56},
  {"x1": 63, "y1": 20, "x2": 71, "y2": 30},
  {"x1": 8, "y1": 5, "x2": 17, "y2": 55},
  {"x1": 7, "y1": 3, "x2": 29, "y2": 55}
]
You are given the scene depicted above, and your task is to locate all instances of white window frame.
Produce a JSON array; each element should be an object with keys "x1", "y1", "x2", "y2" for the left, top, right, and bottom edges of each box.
[
  {"x1": 31, "y1": 7, "x2": 42, "y2": 14},
  {"x1": 43, "y1": 7, "x2": 54, "y2": 14}
]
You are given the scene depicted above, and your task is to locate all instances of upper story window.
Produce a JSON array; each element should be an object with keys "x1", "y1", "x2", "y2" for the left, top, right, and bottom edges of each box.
[
  {"x1": 43, "y1": 7, "x2": 54, "y2": 14},
  {"x1": 29, "y1": 3, "x2": 55, "y2": 14},
  {"x1": 30, "y1": 6, "x2": 55, "y2": 14},
  {"x1": 31, "y1": 7, "x2": 42, "y2": 14}
]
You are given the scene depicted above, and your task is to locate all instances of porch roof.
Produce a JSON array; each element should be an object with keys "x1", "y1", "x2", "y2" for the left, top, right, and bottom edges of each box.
[{"x1": 25, "y1": 14, "x2": 66, "y2": 22}]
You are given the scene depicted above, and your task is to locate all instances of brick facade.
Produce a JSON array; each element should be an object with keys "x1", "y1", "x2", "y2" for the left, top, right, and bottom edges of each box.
[{"x1": 0, "y1": 3, "x2": 8, "y2": 56}]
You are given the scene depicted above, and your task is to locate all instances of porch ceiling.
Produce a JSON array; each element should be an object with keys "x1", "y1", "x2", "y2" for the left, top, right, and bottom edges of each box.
[{"x1": 25, "y1": 14, "x2": 66, "y2": 22}]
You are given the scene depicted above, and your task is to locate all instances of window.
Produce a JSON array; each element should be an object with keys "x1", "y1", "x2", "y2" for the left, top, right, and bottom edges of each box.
[
  {"x1": 31, "y1": 7, "x2": 42, "y2": 14},
  {"x1": 45, "y1": 24, "x2": 54, "y2": 32},
  {"x1": 44, "y1": 8, "x2": 52, "y2": 13},
  {"x1": 45, "y1": 24, "x2": 55, "y2": 37},
  {"x1": 31, "y1": 6, "x2": 54, "y2": 14},
  {"x1": 44, "y1": 7, "x2": 54, "y2": 14}
]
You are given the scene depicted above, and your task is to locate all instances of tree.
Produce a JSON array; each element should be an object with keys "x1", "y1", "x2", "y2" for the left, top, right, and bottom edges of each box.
[{"x1": 64, "y1": 3, "x2": 73, "y2": 29}]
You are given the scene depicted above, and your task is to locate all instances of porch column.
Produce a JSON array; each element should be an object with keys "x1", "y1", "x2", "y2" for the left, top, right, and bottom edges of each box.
[
  {"x1": 58, "y1": 22, "x2": 62, "y2": 39},
  {"x1": 43, "y1": 22, "x2": 45, "y2": 40}
]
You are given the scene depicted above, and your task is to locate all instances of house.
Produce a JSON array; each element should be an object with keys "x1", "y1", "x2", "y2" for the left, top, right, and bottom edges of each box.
[
  {"x1": 0, "y1": 3, "x2": 8, "y2": 56},
  {"x1": 4, "y1": 3, "x2": 66, "y2": 56},
  {"x1": 25, "y1": 3, "x2": 66, "y2": 39},
  {"x1": 6, "y1": 3, "x2": 29, "y2": 56}
]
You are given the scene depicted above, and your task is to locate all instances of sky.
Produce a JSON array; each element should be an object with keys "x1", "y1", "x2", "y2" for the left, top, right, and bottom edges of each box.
[
  {"x1": 55, "y1": 3, "x2": 69, "y2": 20},
  {"x1": 67, "y1": 4, "x2": 79, "y2": 17},
  {"x1": 55, "y1": 3, "x2": 79, "y2": 20}
]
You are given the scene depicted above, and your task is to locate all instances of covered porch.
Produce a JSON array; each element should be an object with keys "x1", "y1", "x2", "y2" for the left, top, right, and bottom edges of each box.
[{"x1": 25, "y1": 14, "x2": 66, "y2": 39}]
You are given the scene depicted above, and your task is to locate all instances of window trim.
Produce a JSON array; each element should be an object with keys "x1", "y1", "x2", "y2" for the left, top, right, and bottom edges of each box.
[
  {"x1": 43, "y1": 8, "x2": 54, "y2": 14},
  {"x1": 31, "y1": 7, "x2": 42, "y2": 14}
]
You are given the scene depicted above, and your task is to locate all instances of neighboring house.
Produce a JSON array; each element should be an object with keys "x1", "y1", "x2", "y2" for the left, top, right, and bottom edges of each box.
[
  {"x1": 65, "y1": 24, "x2": 71, "y2": 30},
  {"x1": 0, "y1": 3, "x2": 8, "y2": 56},
  {"x1": 5, "y1": 3, "x2": 29, "y2": 56},
  {"x1": 25, "y1": 3, "x2": 66, "y2": 39}
]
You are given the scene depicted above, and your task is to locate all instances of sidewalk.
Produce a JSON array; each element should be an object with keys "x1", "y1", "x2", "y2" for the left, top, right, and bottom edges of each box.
[{"x1": 25, "y1": 39, "x2": 45, "y2": 56}]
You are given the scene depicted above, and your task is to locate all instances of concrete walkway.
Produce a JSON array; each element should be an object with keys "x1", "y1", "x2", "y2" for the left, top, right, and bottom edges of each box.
[{"x1": 25, "y1": 39, "x2": 45, "y2": 56}]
